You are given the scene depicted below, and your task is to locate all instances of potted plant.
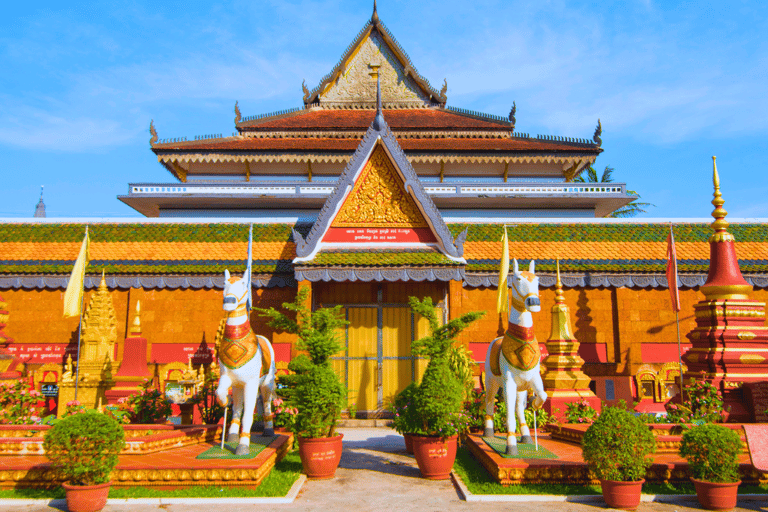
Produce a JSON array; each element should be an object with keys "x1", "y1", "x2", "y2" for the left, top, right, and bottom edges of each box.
[
  {"x1": 398, "y1": 296, "x2": 483, "y2": 480},
  {"x1": 256, "y1": 288, "x2": 347, "y2": 479},
  {"x1": 679, "y1": 423, "x2": 742, "y2": 510},
  {"x1": 43, "y1": 410, "x2": 125, "y2": 512},
  {"x1": 582, "y1": 403, "x2": 656, "y2": 510}
]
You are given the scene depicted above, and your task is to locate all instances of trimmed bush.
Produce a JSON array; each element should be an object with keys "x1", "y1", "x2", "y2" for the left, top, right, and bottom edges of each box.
[
  {"x1": 679, "y1": 424, "x2": 742, "y2": 483},
  {"x1": 582, "y1": 405, "x2": 655, "y2": 482},
  {"x1": 43, "y1": 411, "x2": 125, "y2": 486}
]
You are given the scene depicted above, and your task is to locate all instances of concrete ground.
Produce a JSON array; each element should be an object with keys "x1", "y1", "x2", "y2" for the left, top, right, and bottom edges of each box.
[{"x1": 2, "y1": 427, "x2": 765, "y2": 512}]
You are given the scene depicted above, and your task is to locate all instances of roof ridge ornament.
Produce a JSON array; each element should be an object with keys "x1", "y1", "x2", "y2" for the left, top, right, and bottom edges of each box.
[
  {"x1": 372, "y1": 0, "x2": 379, "y2": 24},
  {"x1": 593, "y1": 119, "x2": 602, "y2": 147},
  {"x1": 149, "y1": 120, "x2": 158, "y2": 146},
  {"x1": 509, "y1": 101, "x2": 516, "y2": 128},
  {"x1": 302, "y1": 80, "x2": 310, "y2": 103},
  {"x1": 439, "y1": 79, "x2": 447, "y2": 102},
  {"x1": 234, "y1": 101, "x2": 242, "y2": 124}
]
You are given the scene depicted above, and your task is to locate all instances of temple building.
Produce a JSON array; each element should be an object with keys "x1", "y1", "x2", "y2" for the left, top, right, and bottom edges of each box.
[
  {"x1": 120, "y1": 6, "x2": 630, "y2": 221},
  {"x1": 0, "y1": 5, "x2": 766, "y2": 419}
]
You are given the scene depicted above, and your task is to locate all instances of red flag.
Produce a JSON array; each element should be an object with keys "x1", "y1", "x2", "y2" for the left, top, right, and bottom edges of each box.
[{"x1": 666, "y1": 224, "x2": 680, "y2": 312}]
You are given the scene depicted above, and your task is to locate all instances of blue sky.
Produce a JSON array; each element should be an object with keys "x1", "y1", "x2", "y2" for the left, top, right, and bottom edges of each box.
[{"x1": 1, "y1": 0, "x2": 766, "y2": 219}]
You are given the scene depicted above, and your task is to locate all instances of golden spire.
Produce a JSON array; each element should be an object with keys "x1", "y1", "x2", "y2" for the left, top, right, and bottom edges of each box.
[
  {"x1": 98, "y1": 270, "x2": 108, "y2": 292},
  {"x1": 709, "y1": 156, "x2": 734, "y2": 243},
  {"x1": 554, "y1": 259, "x2": 565, "y2": 304},
  {"x1": 129, "y1": 300, "x2": 142, "y2": 336}
]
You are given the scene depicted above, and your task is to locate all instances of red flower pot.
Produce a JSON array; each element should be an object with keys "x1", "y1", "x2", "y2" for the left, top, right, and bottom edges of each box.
[
  {"x1": 411, "y1": 434, "x2": 458, "y2": 480},
  {"x1": 692, "y1": 479, "x2": 741, "y2": 511},
  {"x1": 600, "y1": 479, "x2": 644, "y2": 510},
  {"x1": 62, "y1": 481, "x2": 111, "y2": 512},
  {"x1": 403, "y1": 433, "x2": 414, "y2": 454},
  {"x1": 297, "y1": 434, "x2": 343, "y2": 479}
]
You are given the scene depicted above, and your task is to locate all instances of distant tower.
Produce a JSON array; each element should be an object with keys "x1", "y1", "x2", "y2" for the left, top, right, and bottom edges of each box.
[{"x1": 33, "y1": 186, "x2": 46, "y2": 218}]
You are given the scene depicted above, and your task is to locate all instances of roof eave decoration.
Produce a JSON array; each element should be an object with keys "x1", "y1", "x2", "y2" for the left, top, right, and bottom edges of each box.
[
  {"x1": 303, "y1": 11, "x2": 445, "y2": 107},
  {"x1": 292, "y1": 81, "x2": 466, "y2": 267}
]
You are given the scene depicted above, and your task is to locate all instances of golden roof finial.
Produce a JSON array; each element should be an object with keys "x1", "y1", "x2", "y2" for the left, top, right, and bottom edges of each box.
[
  {"x1": 372, "y1": 0, "x2": 379, "y2": 24},
  {"x1": 554, "y1": 258, "x2": 565, "y2": 304},
  {"x1": 98, "y1": 270, "x2": 107, "y2": 291},
  {"x1": 129, "y1": 300, "x2": 142, "y2": 336},
  {"x1": 710, "y1": 156, "x2": 734, "y2": 242}
]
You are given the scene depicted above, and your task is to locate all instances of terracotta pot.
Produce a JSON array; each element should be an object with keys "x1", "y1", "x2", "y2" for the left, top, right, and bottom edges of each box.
[
  {"x1": 411, "y1": 434, "x2": 458, "y2": 480},
  {"x1": 62, "y1": 481, "x2": 111, "y2": 512},
  {"x1": 297, "y1": 434, "x2": 343, "y2": 479},
  {"x1": 692, "y1": 478, "x2": 741, "y2": 511},
  {"x1": 403, "y1": 433, "x2": 414, "y2": 454},
  {"x1": 600, "y1": 479, "x2": 644, "y2": 510}
]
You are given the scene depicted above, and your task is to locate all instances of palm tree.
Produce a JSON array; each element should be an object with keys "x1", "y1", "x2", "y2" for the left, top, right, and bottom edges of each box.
[{"x1": 574, "y1": 165, "x2": 653, "y2": 218}]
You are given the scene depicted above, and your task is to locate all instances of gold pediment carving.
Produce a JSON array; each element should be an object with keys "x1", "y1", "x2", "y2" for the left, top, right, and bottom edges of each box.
[{"x1": 332, "y1": 145, "x2": 429, "y2": 228}]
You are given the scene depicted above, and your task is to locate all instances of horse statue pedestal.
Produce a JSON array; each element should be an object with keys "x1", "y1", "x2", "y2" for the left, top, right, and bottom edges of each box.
[
  {"x1": 216, "y1": 269, "x2": 276, "y2": 455},
  {"x1": 484, "y1": 259, "x2": 548, "y2": 455}
]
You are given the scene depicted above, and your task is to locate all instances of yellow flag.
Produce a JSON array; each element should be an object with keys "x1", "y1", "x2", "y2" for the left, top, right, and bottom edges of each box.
[
  {"x1": 63, "y1": 228, "x2": 90, "y2": 318},
  {"x1": 496, "y1": 226, "x2": 509, "y2": 315}
]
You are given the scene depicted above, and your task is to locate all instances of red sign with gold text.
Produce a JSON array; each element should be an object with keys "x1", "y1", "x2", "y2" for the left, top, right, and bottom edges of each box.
[{"x1": 323, "y1": 227, "x2": 436, "y2": 243}]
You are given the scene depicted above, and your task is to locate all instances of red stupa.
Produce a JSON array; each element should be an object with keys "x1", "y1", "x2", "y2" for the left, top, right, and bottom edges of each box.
[{"x1": 683, "y1": 157, "x2": 768, "y2": 421}]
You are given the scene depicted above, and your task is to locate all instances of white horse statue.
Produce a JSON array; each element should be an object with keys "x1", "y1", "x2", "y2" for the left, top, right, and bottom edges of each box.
[
  {"x1": 216, "y1": 269, "x2": 277, "y2": 455},
  {"x1": 484, "y1": 259, "x2": 548, "y2": 455}
]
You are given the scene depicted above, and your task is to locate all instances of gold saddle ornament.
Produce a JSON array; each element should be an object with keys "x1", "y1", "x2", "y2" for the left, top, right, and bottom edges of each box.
[
  {"x1": 490, "y1": 323, "x2": 540, "y2": 375},
  {"x1": 220, "y1": 322, "x2": 272, "y2": 374}
]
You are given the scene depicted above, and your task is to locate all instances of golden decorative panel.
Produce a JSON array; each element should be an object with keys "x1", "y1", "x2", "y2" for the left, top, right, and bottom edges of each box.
[{"x1": 332, "y1": 145, "x2": 428, "y2": 228}]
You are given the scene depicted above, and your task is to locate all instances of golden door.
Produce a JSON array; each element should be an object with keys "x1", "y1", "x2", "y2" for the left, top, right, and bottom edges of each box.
[{"x1": 319, "y1": 282, "x2": 445, "y2": 414}]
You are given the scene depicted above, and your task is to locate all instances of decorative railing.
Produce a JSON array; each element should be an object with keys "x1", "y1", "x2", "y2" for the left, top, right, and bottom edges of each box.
[{"x1": 128, "y1": 182, "x2": 626, "y2": 197}]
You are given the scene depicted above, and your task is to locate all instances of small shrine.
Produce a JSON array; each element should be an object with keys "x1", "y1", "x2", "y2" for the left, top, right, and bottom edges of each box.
[{"x1": 58, "y1": 273, "x2": 117, "y2": 415}]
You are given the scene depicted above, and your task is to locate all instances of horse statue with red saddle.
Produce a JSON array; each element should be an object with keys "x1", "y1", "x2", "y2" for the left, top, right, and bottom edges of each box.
[
  {"x1": 484, "y1": 259, "x2": 548, "y2": 455},
  {"x1": 216, "y1": 269, "x2": 277, "y2": 455}
]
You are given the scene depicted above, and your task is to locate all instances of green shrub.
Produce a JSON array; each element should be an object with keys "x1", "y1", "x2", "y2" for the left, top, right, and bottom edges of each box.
[
  {"x1": 582, "y1": 405, "x2": 655, "y2": 482},
  {"x1": 256, "y1": 288, "x2": 347, "y2": 439},
  {"x1": 394, "y1": 297, "x2": 483, "y2": 438},
  {"x1": 43, "y1": 411, "x2": 125, "y2": 486},
  {"x1": 679, "y1": 424, "x2": 742, "y2": 483}
]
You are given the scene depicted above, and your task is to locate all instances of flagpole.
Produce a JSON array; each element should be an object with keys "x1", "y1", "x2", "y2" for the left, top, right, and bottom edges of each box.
[
  {"x1": 73, "y1": 226, "x2": 88, "y2": 401},
  {"x1": 675, "y1": 308, "x2": 684, "y2": 403},
  {"x1": 73, "y1": 290, "x2": 85, "y2": 401}
]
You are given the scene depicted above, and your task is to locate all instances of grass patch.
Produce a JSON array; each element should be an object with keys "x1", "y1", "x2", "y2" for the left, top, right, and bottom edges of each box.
[
  {"x1": 453, "y1": 447, "x2": 601, "y2": 495},
  {"x1": 0, "y1": 450, "x2": 302, "y2": 500},
  {"x1": 454, "y1": 448, "x2": 768, "y2": 496},
  {"x1": 0, "y1": 487, "x2": 65, "y2": 499}
]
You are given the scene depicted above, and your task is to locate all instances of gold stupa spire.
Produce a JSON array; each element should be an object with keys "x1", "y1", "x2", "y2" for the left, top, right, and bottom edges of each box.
[
  {"x1": 554, "y1": 259, "x2": 565, "y2": 304},
  {"x1": 710, "y1": 156, "x2": 734, "y2": 243},
  {"x1": 129, "y1": 300, "x2": 142, "y2": 336}
]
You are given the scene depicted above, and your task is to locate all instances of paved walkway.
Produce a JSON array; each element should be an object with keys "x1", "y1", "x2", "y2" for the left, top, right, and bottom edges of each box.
[{"x1": 2, "y1": 428, "x2": 764, "y2": 512}]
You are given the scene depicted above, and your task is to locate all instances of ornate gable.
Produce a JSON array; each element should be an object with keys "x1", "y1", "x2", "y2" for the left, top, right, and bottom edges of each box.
[
  {"x1": 303, "y1": 6, "x2": 446, "y2": 108},
  {"x1": 293, "y1": 81, "x2": 465, "y2": 266}
]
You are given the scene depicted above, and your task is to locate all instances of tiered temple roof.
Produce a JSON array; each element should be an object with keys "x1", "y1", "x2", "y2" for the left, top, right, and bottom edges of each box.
[{"x1": 121, "y1": 4, "x2": 622, "y2": 219}]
